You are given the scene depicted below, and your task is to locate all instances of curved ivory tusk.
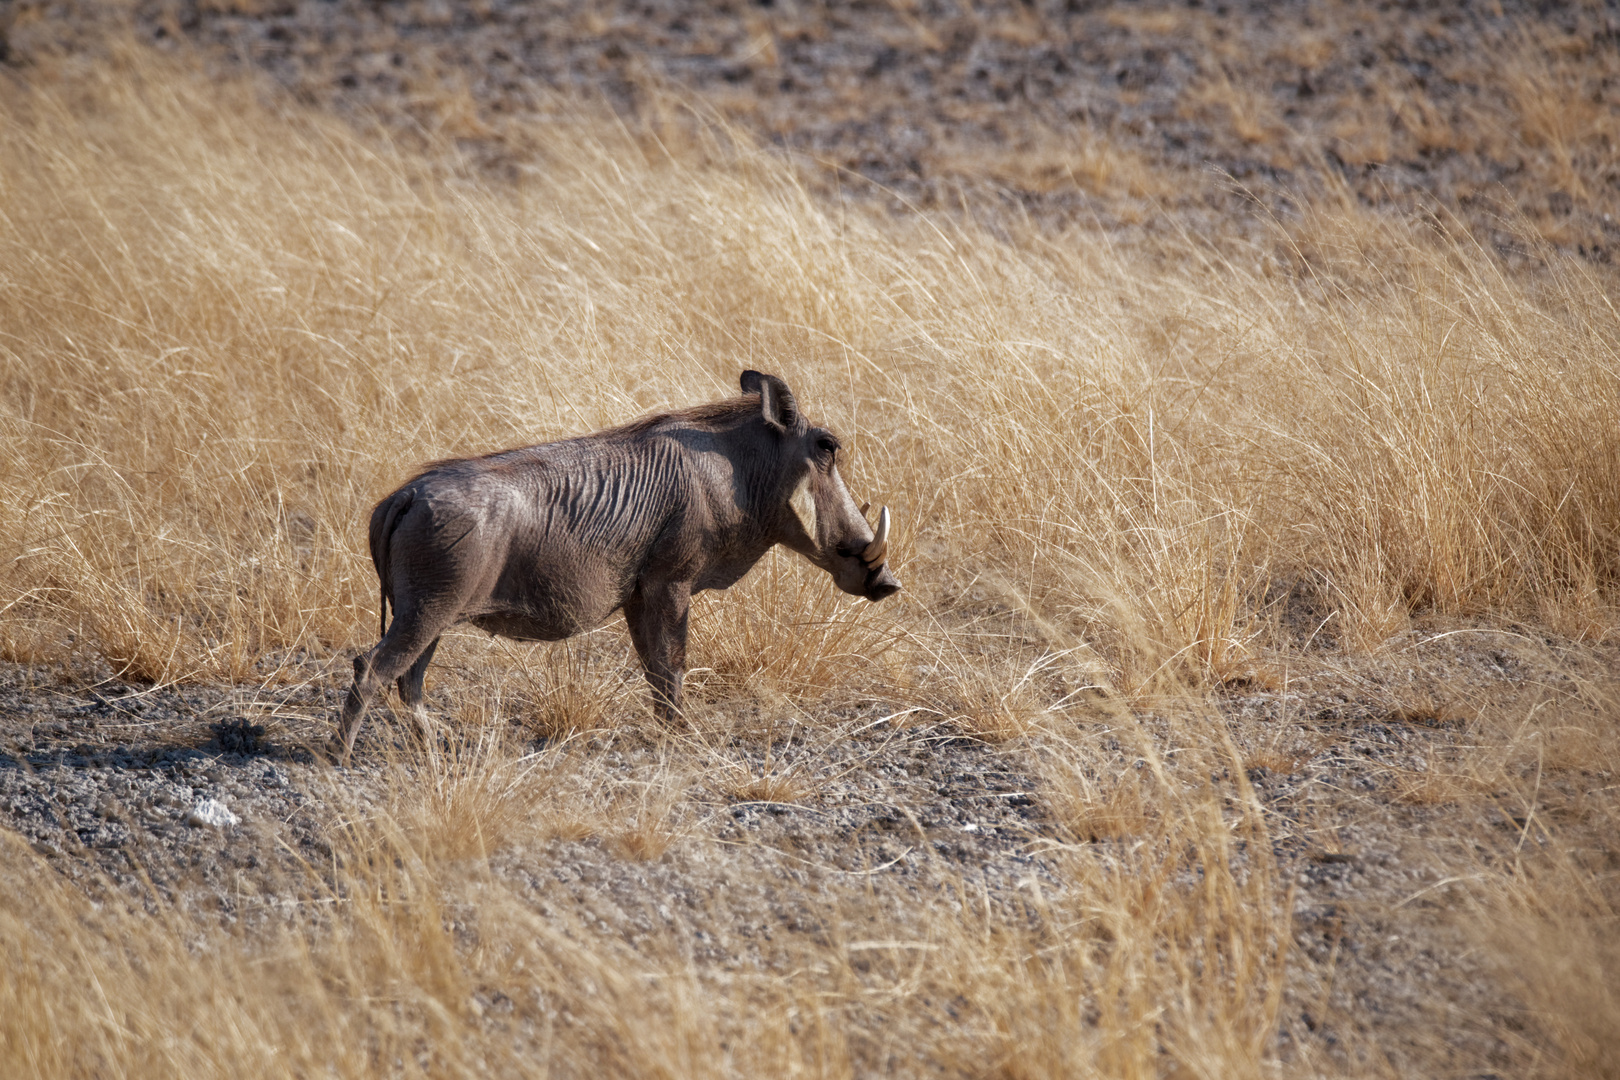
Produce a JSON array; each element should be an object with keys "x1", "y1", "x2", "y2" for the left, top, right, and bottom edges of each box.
[
  {"x1": 861, "y1": 506, "x2": 890, "y2": 564},
  {"x1": 860, "y1": 502, "x2": 871, "y2": 517}
]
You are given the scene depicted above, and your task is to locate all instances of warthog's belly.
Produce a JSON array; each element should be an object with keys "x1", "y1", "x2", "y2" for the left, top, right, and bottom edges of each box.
[{"x1": 466, "y1": 612, "x2": 576, "y2": 642}]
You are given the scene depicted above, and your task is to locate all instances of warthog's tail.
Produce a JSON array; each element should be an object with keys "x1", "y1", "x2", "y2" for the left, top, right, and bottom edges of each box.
[{"x1": 367, "y1": 489, "x2": 415, "y2": 639}]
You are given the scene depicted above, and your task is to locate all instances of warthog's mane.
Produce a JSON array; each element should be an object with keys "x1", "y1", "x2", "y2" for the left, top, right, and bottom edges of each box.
[
  {"x1": 604, "y1": 394, "x2": 764, "y2": 439},
  {"x1": 408, "y1": 394, "x2": 765, "y2": 480}
]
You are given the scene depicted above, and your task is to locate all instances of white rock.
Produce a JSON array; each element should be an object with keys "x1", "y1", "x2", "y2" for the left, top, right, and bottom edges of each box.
[{"x1": 185, "y1": 798, "x2": 240, "y2": 828}]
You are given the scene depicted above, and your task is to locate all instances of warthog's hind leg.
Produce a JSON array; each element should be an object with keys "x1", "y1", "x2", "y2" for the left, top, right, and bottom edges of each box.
[
  {"x1": 335, "y1": 612, "x2": 447, "y2": 761},
  {"x1": 397, "y1": 635, "x2": 443, "y2": 745}
]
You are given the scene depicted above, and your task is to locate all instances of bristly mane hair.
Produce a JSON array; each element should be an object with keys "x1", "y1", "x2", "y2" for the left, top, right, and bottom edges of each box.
[
  {"x1": 606, "y1": 395, "x2": 761, "y2": 439},
  {"x1": 410, "y1": 394, "x2": 765, "y2": 478}
]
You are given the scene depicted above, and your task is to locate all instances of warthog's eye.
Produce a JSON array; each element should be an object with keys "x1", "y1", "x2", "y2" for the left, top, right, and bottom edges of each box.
[{"x1": 815, "y1": 435, "x2": 840, "y2": 457}]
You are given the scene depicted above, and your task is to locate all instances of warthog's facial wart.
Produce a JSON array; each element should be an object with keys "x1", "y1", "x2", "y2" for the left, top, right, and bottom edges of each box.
[{"x1": 789, "y1": 474, "x2": 818, "y2": 539}]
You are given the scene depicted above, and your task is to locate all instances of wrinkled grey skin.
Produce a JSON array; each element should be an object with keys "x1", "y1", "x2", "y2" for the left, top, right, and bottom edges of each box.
[{"x1": 336, "y1": 370, "x2": 901, "y2": 759}]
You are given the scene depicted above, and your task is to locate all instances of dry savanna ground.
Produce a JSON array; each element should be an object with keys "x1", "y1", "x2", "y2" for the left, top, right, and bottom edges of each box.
[{"x1": 2, "y1": 16, "x2": 1620, "y2": 1080}]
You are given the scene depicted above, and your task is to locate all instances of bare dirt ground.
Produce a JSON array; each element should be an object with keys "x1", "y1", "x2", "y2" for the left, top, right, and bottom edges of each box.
[
  {"x1": 4, "y1": 621, "x2": 1614, "y2": 1074},
  {"x1": 9, "y1": 0, "x2": 1620, "y2": 248},
  {"x1": 3, "y1": 3, "x2": 1620, "y2": 1077}
]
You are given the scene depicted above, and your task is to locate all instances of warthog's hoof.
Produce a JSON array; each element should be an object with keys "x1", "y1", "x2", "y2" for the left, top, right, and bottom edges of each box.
[{"x1": 314, "y1": 733, "x2": 351, "y2": 766}]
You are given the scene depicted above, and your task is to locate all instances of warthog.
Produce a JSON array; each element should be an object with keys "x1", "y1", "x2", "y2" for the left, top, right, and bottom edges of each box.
[{"x1": 335, "y1": 370, "x2": 900, "y2": 758}]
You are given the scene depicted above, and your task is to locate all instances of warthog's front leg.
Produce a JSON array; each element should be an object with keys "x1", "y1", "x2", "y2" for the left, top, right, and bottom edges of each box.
[{"x1": 625, "y1": 578, "x2": 691, "y2": 724}]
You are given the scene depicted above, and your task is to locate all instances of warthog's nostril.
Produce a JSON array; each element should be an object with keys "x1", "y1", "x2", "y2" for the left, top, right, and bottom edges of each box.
[{"x1": 865, "y1": 564, "x2": 902, "y2": 601}]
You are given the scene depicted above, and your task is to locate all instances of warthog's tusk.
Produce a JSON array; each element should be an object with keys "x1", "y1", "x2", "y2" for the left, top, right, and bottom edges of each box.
[
  {"x1": 862, "y1": 506, "x2": 890, "y2": 565},
  {"x1": 860, "y1": 502, "x2": 871, "y2": 517}
]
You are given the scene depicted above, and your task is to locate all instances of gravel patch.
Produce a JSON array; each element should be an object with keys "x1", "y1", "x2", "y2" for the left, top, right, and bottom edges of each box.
[{"x1": 2, "y1": 626, "x2": 1611, "y2": 1074}]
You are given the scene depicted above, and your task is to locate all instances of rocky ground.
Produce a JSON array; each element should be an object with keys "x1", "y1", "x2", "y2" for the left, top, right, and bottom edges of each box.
[
  {"x1": 3, "y1": 618, "x2": 1612, "y2": 1072},
  {"x1": 0, "y1": 654, "x2": 1051, "y2": 913}
]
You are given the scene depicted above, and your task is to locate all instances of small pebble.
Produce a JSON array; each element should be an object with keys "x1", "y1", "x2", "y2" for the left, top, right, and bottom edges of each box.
[{"x1": 184, "y1": 799, "x2": 240, "y2": 828}]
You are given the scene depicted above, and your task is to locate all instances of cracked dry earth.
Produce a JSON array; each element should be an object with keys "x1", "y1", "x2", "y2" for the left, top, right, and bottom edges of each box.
[{"x1": 3, "y1": 621, "x2": 1613, "y2": 1074}]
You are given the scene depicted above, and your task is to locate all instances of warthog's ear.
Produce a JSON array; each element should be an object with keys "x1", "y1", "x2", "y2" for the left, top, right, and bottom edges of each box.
[{"x1": 740, "y1": 369, "x2": 801, "y2": 434}]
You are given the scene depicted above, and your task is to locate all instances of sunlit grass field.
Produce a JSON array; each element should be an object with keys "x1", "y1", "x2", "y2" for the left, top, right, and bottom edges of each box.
[{"x1": 2, "y1": 44, "x2": 1618, "y2": 1078}]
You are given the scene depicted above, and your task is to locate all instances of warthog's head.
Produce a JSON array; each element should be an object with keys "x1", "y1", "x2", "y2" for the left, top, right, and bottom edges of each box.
[{"x1": 742, "y1": 370, "x2": 902, "y2": 603}]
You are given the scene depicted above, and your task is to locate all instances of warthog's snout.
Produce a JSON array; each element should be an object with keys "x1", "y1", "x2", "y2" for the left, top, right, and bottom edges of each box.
[
  {"x1": 834, "y1": 504, "x2": 901, "y2": 602},
  {"x1": 865, "y1": 564, "x2": 902, "y2": 602},
  {"x1": 860, "y1": 504, "x2": 901, "y2": 600}
]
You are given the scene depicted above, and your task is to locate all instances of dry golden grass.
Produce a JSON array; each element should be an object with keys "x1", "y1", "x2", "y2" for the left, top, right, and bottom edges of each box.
[
  {"x1": 928, "y1": 123, "x2": 1178, "y2": 203},
  {"x1": 1, "y1": 44, "x2": 1619, "y2": 1079}
]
